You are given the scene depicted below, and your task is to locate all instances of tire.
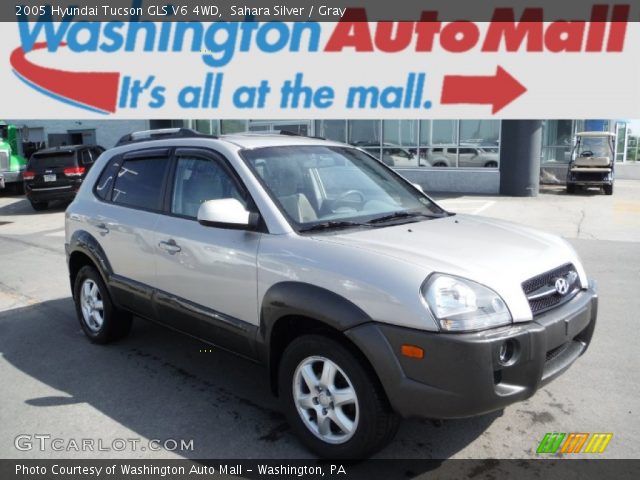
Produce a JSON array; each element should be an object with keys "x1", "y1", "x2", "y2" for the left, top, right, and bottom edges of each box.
[
  {"x1": 432, "y1": 162, "x2": 447, "y2": 167},
  {"x1": 603, "y1": 184, "x2": 613, "y2": 195},
  {"x1": 278, "y1": 335, "x2": 400, "y2": 458},
  {"x1": 484, "y1": 161, "x2": 498, "y2": 168},
  {"x1": 566, "y1": 184, "x2": 576, "y2": 194},
  {"x1": 73, "y1": 265, "x2": 132, "y2": 344},
  {"x1": 29, "y1": 200, "x2": 48, "y2": 211}
]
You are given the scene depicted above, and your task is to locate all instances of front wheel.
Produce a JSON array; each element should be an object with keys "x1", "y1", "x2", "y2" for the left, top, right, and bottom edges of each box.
[
  {"x1": 278, "y1": 335, "x2": 399, "y2": 458},
  {"x1": 73, "y1": 265, "x2": 132, "y2": 343},
  {"x1": 603, "y1": 184, "x2": 613, "y2": 195},
  {"x1": 566, "y1": 184, "x2": 577, "y2": 194}
]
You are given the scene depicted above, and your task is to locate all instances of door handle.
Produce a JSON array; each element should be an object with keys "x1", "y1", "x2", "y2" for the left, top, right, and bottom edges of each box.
[
  {"x1": 95, "y1": 223, "x2": 109, "y2": 235},
  {"x1": 158, "y1": 239, "x2": 182, "y2": 254}
]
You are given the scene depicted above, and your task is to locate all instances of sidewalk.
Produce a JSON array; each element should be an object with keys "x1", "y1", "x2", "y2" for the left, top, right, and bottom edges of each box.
[{"x1": 436, "y1": 179, "x2": 640, "y2": 243}]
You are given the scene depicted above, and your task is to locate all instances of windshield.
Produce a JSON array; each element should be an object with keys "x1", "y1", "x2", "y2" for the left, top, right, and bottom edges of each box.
[
  {"x1": 242, "y1": 145, "x2": 445, "y2": 230},
  {"x1": 577, "y1": 137, "x2": 612, "y2": 158}
]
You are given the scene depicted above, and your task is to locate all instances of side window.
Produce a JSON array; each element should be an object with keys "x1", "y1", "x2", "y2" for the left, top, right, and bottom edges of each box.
[
  {"x1": 171, "y1": 156, "x2": 245, "y2": 218},
  {"x1": 80, "y1": 150, "x2": 92, "y2": 165},
  {"x1": 90, "y1": 148, "x2": 103, "y2": 162},
  {"x1": 112, "y1": 157, "x2": 169, "y2": 210}
]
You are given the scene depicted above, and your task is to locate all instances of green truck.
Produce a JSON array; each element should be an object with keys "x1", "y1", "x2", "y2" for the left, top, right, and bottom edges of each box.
[{"x1": 0, "y1": 122, "x2": 28, "y2": 191}]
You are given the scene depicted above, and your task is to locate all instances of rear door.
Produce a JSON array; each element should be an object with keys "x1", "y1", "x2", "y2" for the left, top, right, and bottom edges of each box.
[
  {"x1": 91, "y1": 148, "x2": 171, "y2": 319},
  {"x1": 153, "y1": 148, "x2": 261, "y2": 356}
]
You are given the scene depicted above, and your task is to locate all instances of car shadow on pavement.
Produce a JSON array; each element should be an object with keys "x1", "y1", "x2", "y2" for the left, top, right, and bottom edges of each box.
[
  {"x1": 539, "y1": 185, "x2": 604, "y2": 196},
  {"x1": 0, "y1": 298, "x2": 499, "y2": 463},
  {"x1": 0, "y1": 196, "x2": 69, "y2": 216}
]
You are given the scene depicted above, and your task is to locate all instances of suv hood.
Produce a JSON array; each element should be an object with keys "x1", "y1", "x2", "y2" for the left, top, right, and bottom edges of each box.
[{"x1": 312, "y1": 214, "x2": 587, "y2": 322}]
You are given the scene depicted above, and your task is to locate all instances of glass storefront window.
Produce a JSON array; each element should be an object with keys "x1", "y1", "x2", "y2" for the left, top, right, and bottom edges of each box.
[
  {"x1": 432, "y1": 121, "x2": 458, "y2": 145},
  {"x1": 383, "y1": 120, "x2": 419, "y2": 167},
  {"x1": 367, "y1": 120, "x2": 504, "y2": 169},
  {"x1": 348, "y1": 120, "x2": 380, "y2": 148},
  {"x1": 615, "y1": 122, "x2": 627, "y2": 162},
  {"x1": 220, "y1": 120, "x2": 247, "y2": 134},
  {"x1": 315, "y1": 120, "x2": 347, "y2": 142},
  {"x1": 542, "y1": 120, "x2": 574, "y2": 164},
  {"x1": 195, "y1": 120, "x2": 212, "y2": 135},
  {"x1": 455, "y1": 120, "x2": 501, "y2": 169},
  {"x1": 183, "y1": 119, "x2": 505, "y2": 170}
]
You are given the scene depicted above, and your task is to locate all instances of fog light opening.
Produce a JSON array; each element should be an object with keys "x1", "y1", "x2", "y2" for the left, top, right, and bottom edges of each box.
[{"x1": 498, "y1": 340, "x2": 516, "y2": 366}]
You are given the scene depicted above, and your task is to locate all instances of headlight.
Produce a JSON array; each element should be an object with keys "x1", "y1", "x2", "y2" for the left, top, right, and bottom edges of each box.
[{"x1": 421, "y1": 274, "x2": 512, "y2": 332}]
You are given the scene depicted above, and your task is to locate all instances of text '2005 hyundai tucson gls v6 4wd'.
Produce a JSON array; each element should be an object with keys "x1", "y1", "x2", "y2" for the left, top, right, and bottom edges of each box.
[{"x1": 65, "y1": 129, "x2": 597, "y2": 458}]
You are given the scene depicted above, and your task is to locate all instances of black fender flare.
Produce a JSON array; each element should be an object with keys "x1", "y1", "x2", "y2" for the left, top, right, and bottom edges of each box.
[
  {"x1": 67, "y1": 230, "x2": 113, "y2": 293},
  {"x1": 256, "y1": 281, "x2": 373, "y2": 365}
]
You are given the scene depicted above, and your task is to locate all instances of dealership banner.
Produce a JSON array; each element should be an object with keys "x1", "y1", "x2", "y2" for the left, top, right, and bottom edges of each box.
[{"x1": 2, "y1": 1, "x2": 640, "y2": 119}]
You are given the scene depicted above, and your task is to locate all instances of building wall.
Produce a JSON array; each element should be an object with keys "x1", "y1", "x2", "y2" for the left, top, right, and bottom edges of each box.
[
  {"x1": 396, "y1": 169, "x2": 500, "y2": 194},
  {"x1": 6, "y1": 120, "x2": 150, "y2": 149}
]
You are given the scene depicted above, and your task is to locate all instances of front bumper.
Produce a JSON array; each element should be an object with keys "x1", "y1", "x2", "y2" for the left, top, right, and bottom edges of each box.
[
  {"x1": 0, "y1": 170, "x2": 22, "y2": 184},
  {"x1": 345, "y1": 284, "x2": 597, "y2": 419}
]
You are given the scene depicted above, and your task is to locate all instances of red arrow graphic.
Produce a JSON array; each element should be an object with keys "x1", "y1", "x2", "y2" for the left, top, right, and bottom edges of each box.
[
  {"x1": 10, "y1": 42, "x2": 120, "y2": 114},
  {"x1": 441, "y1": 66, "x2": 527, "y2": 114}
]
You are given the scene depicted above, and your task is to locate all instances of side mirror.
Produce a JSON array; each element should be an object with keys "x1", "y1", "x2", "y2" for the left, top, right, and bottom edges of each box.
[
  {"x1": 412, "y1": 183, "x2": 424, "y2": 193},
  {"x1": 197, "y1": 198, "x2": 259, "y2": 230}
]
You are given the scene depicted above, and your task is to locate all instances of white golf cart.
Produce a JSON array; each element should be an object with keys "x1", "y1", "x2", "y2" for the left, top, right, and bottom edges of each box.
[{"x1": 566, "y1": 131, "x2": 616, "y2": 195}]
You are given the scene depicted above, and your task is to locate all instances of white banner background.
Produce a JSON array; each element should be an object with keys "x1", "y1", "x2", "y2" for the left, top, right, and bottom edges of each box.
[{"x1": 2, "y1": 21, "x2": 640, "y2": 119}]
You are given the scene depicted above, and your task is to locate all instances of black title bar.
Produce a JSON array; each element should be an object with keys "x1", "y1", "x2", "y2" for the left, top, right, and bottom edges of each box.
[{"x1": 5, "y1": 0, "x2": 640, "y2": 22}]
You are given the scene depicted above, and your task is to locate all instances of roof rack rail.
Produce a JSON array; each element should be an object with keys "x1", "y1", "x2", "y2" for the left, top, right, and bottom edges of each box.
[
  {"x1": 278, "y1": 130, "x2": 326, "y2": 140},
  {"x1": 115, "y1": 128, "x2": 218, "y2": 147}
]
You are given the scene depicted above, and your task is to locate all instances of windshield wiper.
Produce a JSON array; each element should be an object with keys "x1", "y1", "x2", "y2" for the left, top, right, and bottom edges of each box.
[
  {"x1": 366, "y1": 211, "x2": 439, "y2": 225},
  {"x1": 298, "y1": 220, "x2": 368, "y2": 233}
]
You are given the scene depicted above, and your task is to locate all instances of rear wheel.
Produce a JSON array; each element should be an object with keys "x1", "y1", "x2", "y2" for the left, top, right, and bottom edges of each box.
[
  {"x1": 278, "y1": 335, "x2": 399, "y2": 458},
  {"x1": 73, "y1": 265, "x2": 132, "y2": 343},
  {"x1": 29, "y1": 200, "x2": 48, "y2": 211},
  {"x1": 603, "y1": 184, "x2": 613, "y2": 195}
]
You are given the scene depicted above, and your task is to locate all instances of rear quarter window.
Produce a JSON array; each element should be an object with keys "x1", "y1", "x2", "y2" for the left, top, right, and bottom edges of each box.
[{"x1": 94, "y1": 156, "x2": 122, "y2": 201}]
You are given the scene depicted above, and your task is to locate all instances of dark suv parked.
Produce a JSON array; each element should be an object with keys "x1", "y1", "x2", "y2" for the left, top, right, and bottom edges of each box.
[{"x1": 24, "y1": 145, "x2": 104, "y2": 210}]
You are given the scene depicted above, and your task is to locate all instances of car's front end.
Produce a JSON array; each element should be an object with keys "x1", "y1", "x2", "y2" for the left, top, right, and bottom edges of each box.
[
  {"x1": 290, "y1": 212, "x2": 597, "y2": 420},
  {"x1": 346, "y1": 269, "x2": 597, "y2": 419},
  {"x1": 236, "y1": 140, "x2": 597, "y2": 422}
]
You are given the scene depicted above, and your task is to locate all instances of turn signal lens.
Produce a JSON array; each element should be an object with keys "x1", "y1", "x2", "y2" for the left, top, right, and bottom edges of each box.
[{"x1": 401, "y1": 344, "x2": 424, "y2": 359}]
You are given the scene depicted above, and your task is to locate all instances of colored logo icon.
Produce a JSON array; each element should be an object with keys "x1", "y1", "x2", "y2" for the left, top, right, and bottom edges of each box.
[{"x1": 537, "y1": 433, "x2": 613, "y2": 454}]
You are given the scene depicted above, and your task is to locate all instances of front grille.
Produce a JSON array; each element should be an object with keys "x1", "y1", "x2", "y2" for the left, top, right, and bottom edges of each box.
[
  {"x1": 522, "y1": 263, "x2": 580, "y2": 316},
  {"x1": 0, "y1": 150, "x2": 9, "y2": 171},
  {"x1": 573, "y1": 171, "x2": 608, "y2": 182}
]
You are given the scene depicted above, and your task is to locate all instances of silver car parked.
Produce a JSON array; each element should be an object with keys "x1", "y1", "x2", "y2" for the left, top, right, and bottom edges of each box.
[{"x1": 65, "y1": 129, "x2": 597, "y2": 458}]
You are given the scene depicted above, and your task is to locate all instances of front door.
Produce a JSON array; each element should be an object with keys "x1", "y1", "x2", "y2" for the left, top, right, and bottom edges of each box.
[{"x1": 153, "y1": 149, "x2": 261, "y2": 357}]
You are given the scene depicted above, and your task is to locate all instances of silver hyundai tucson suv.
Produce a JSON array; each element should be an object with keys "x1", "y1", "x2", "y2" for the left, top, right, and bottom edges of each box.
[{"x1": 65, "y1": 128, "x2": 597, "y2": 458}]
